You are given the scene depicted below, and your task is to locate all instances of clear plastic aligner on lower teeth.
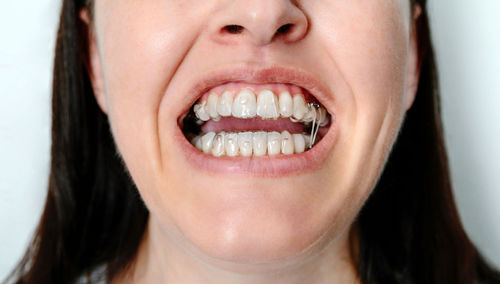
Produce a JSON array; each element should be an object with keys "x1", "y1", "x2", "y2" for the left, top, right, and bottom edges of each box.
[
  {"x1": 211, "y1": 132, "x2": 225, "y2": 157},
  {"x1": 224, "y1": 133, "x2": 239, "y2": 156},
  {"x1": 253, "y1": 131, "x2": 267, "y2": 156},
  {"x1": 267, "y1": 132, "x2": 281, "y2": 155},
  {"x1": 280, "y1": 131, "x2": 294, "y2": 155},
  {"x1": 191, "y1": 131, "x2": 311, "y2": 157},
  {"x1": 238, "y1": 132, "x2": 253, "y2": 157},
  {"x1": 201, "y1": 132, "x2": 216, "y2": 154}
]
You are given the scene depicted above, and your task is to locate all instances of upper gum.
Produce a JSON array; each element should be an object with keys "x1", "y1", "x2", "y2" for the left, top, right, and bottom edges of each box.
[{"x1": 198, "y1": 82, "x2": 317, "y2": 102}]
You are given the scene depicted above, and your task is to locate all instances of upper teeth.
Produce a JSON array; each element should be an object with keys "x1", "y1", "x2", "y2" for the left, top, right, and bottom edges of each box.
[{"x1": 193, "y1": 89, "x2": 329, "y2": 126}]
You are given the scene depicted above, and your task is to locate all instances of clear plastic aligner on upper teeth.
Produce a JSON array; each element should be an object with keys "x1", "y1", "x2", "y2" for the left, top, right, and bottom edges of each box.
[
  {"x1": 207, "y1": 93, "x2": 220, "y2": 120},
  {"x1": 232, "y1": 89, "x2": 257, "y2": 118},
  {"x1": 256, "y1": 90, "x2": 280, "y2": 119},
  {"x1": 193, "y1": 89, "x2": 330, "y2": 125},
  {"x1": 192, "y1": 131, "x2": 309, "y2": 157}
]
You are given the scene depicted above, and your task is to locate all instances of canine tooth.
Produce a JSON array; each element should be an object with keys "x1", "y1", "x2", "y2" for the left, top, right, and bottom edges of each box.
[
  {"x1": 292, "y1": 134, "x2": 306, "y2": 153},
  {"x1": 280, "y1": 131, "x2": 294, "y2": 155},
  {"x1": 292, "y1": 94, "x2": 307, "y2": 120},
  {"x1": 279, "y1": 91, "x2": 293, "y2": 118},
  {"x1": 211, "y1": 132, "x2": 225, "y2": 157},
  {"x1": 224, "y1": 132, "x2": 239, "y2": 157},
  {"x1": 193, "y1": 101, "x2": 210, "y2": 121},
  {"x1": 267, "y1": 131, "x2": 281, "y2": 155},
  {"x1": 207, "y1": 93, "x2": 220, "y2": 119},
  {"x1": 238, "y1": 132, "x2": 253, "y2": 157},
  {"x1": 302, "y1": 105, "x2": 316, "y2": 122},
  {"x1": 253, "y1": 131, "x2": 268, "y2": 156},
  {"x1": 217, "y1": 91, "x2": 233, "y2": 117},
  {"x1": 201, "y1": 132, "x2": 216, "y2": 154},
  {"x1": 232, "y1": 89, "x2": 257, "y2": 118},
  {"x1": 256, "y1": 90, "x2": 279, "y2": 119}
]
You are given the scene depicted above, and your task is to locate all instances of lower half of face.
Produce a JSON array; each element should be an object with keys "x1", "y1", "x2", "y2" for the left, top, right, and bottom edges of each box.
[{"x1": 92, "y1": 0, "x2": 413, "y2": 269}]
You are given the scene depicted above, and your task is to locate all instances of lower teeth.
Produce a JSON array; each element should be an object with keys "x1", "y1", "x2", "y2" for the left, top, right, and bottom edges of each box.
[{"x1": 191, "y1": 131, "x2": 312, "y2": 157}]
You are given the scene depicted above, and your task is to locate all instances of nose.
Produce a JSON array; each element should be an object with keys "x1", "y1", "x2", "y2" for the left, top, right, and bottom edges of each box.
[{"x1": 210, "y1": 0, "x2": 309, "y2": 46}]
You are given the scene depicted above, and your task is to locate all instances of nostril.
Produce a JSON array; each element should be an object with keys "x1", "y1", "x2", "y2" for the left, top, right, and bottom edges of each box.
[
  {"x1": 223, "y1": 25, "x2": 244, "y2": 34},
  {"x1": 277, "y1": 23, "x2": 293, "y2": 34}
]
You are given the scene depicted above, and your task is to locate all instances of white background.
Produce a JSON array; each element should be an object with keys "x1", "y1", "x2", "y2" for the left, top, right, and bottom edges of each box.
[{"x1": 1, "y1": 0, "x2": 499, "y2": 279}]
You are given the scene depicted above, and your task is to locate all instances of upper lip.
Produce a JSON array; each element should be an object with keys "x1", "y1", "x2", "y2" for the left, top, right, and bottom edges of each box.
[{"x1": 179, "y1": 64, "x2": 335, "y2": 119}]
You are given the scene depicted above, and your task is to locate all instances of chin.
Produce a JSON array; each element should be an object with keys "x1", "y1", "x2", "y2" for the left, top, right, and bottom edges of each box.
[{"x1": 149, "y1": 163, "x2": 363, "y2": 272}]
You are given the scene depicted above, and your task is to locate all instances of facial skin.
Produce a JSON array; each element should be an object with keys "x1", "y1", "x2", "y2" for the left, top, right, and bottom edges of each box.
[{"x1": 85, "y1": 0, "x2": 420, "y2": 282}]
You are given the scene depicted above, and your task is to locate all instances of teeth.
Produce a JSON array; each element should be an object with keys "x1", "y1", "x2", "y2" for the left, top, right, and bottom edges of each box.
[
  {"x1": 207, "y1": 93, "x2": 220, "y2": 120},
  {"x1": 318, "y1": 108, "x2": 330, "y2": 127},
  {"x1": 190, "y1": 90, "x2": 329, "y2": 157},
  {"x1": 217, "y1": 90, "x2": 233, "y2": 117},
  {"x1": 279, "y1": 91, "x2": 293, "y2": 118},
  {"x1": 224, "y1": 132, "x2": 239, "y2": 157},
  {"x1": 304, "y1": 134, "x2": 312, "y2": 149},
  {"x1": 302, "y1": 104, "x2": 316, "y2": 123},
  {"x1": 201, "y1": 132, "x2": 216, "y2": 154},
  {"x1": 267, "y1": 131, "x2": 281, "y2": 155},
  {"x1": 253, "y1": 131, "x2": 268, "y2": 156},
  {"x1": 238, "y1": 132, "x2": 253, "y2": 157},
  {"x1": 256, "y1": 90, "x2": 279, "y2": 119},
  {"x1": 292, "y1": 94, "x2": 307, "y2": 120},
  {"x1": 194, "y1": 101, "x2": 210, "y2": 121},
  {"x1": 211, "y1": 132, "x2": 225, "y2": 157},
  {"x1": 193, "y1": 89, "x2": 329, "y2": 125},
  {"x1": 192, "y1": 136, "x2": 203, "y2": 151},
  {"x1": 232, "y1": 89, "x2": 257, "y2": 118},
  {"x1": 280, "y1": 131, "x2": 294, "y2": 155},
  {"x1": 292, "y1": 133, "x2": 306, "y2": 153},
  {"x1": 192, "y1": 131, "x2": 312, "y2": 157}
]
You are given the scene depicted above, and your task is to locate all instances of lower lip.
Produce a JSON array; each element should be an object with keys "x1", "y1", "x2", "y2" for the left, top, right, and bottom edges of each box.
[{"x1": 174, "y1": 124, "x2": 338, "y2": 177}]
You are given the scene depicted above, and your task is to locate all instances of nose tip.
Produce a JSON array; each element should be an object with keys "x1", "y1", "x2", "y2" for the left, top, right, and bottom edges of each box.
[{"x1": 210, "y1": 0, "x2": 308, "y2": 46}]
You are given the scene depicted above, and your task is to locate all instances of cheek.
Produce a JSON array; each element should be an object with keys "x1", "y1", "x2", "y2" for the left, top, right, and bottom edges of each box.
[
  {"x1": 309, "y1": 1, "x2": 410, "y2": 189},
  {"x1": 315, "y1": 2, "x2": 409, "y2": 112},
  {"x1": 94, "y1": 1, "x2": 206, "y2": 187}
]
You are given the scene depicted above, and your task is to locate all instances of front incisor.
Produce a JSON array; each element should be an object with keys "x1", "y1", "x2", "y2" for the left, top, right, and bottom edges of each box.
[{"x1": 232, "y1": 89, "x2": 257, "y2": 118}]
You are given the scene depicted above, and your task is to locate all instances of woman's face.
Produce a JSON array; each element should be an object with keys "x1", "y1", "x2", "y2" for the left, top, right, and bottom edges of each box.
[{"x1": 88, "y1": 0, "x2": 418, "y2": 268}]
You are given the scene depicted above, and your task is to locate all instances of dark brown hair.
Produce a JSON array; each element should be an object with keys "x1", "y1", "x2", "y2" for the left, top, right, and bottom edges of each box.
[{"x1": 6, "y1": 0, "x2": 500, "y2": 283}]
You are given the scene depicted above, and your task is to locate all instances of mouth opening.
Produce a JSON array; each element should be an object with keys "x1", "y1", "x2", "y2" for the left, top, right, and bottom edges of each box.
[{"x1": 180, "y1": 87, "x2": 332, "y2": 158}]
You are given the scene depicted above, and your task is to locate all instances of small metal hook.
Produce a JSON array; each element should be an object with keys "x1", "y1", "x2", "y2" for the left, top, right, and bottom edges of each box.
[{"x1": 307, "y1": 104, "x2": 320, "y2": 149}]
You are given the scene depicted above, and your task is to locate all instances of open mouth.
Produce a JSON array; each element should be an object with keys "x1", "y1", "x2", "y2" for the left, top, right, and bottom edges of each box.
[{"x1": 180, "y1": 83, "x2": 333, "y2": 158}]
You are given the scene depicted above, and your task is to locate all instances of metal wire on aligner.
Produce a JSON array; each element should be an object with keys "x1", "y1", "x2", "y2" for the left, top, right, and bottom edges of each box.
[{"x1": 308, "y1": 103, "x2": 321, "y2": 149}]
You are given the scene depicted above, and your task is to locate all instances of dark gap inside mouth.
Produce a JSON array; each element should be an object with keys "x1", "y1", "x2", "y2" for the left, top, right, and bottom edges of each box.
[{"x1": 181, "y1": 108, "x2": 202, "y2": 142}]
